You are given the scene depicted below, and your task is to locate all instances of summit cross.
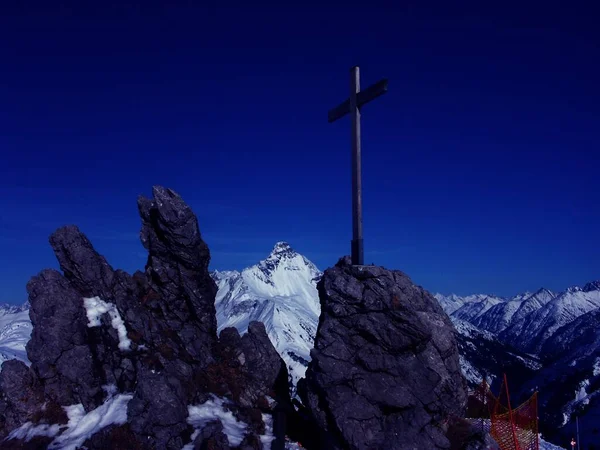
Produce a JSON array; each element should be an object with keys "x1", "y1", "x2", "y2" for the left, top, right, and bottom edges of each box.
[{"x1": 328, "y1": 66, "x2": 388, "y2": 265}]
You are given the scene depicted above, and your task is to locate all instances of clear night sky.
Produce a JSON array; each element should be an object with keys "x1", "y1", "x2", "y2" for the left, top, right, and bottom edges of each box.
[{"x1": 1, "y1": 1, "x2": 598, "y2": 303}]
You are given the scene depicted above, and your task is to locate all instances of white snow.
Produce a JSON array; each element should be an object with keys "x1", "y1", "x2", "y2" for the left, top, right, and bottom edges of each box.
[
  {"x1": 459, "y1": 354, "x2": 485, "y2": 386},
  {"x1": 214, "y1": 242, "x2": 321, "y2": 394},
  {"x1": 575, "y1": 379, "x2": 590, "y2": 405},
  {"x1": 434, "y1": 293, "x2": 495, "y2": 315},
  {"x1": 471, "y1": 299, "x2": 523, "y2": 334},
  {"x1": 83, "y1": 296, "x2": 131, "y2": 351},
  {"x1": 560, "y1": 376, "x2": 599, "y2": 429},
  {"x1": 0, "y1": 304, "x2": 32, "y2": 366},
  {"x1": 185, "y1": 395, "x2": 248, "y2": 448},
  {"x1": 450, "y1": 317, "x2": 496, "y2": 341},
  {"x1": 7, "y1": 422, "x2": 61, "y2": 442},
  {"x1": 6, "y1": 388, "x2": 133, "y2": 449},
  {"x1": 259, "y1": 413, "x2": 275, "y2": 449},
  {"x1": 593, "y1": 357, "x2": 600, "y2": 377},
  {"x1": 47, "y1": 392, "x2": 133, "y2": 450},
  {"x1": 500, "y1": 288, "x2": 600, "y2": 353},
  {"x1": 538, "y1": 435, "x2": 566, "y2": 450}
]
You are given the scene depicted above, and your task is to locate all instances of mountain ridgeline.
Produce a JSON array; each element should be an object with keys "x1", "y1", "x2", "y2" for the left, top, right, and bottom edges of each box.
[
  {"x1": 1, "y1": 229, "x2": 598, "y2": 447},
  {"x1": 0, "y1": 186, "x2": 497, "y2": 450},
  {"x1": 436, "y1": 285, "x2": 600, "y2": 447}
]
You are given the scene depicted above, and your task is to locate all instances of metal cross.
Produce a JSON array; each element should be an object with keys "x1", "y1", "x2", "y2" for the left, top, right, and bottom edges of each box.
[{"x1": 328, "y1": 66, "x2": 388, "y2": 265}]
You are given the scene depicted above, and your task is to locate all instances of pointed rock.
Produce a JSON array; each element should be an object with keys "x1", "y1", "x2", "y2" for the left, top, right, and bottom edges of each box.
[
  {"x1": 138, "y1": 186, "x2": 218, "y2": 357},
  {"x1": 49, "y1": 225, "x2": 116, "y2": 299}
]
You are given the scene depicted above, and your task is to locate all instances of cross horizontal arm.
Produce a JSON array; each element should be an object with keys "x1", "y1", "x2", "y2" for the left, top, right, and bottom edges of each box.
[
  {"x1": 327, "y1": 78, "x2": 388, "y2": 123},
  {"x1": 328, "y1": 99, "x2": 350, "y2": 123},
  {"x1": 356, "y1": 78, "x2": 388, "y2": 108}
]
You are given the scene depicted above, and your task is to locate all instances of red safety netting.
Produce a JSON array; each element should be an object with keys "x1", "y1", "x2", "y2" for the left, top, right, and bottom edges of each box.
[{"x1": 466, "y1": 375, "x2": 539, "y2": 450}]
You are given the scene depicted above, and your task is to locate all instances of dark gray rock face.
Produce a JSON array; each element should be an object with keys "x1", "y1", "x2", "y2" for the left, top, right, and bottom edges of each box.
[
  {"x1": 137, "y1": 187, "x2": 218, "y2": 365},
  {"x1": 0, "y1": 186, "x2": 289, "y2": 450},
  {"x1": 299, "y1": 256, "x2": 468, "y2": 450},
  {"x1": 26, "y1": 268, "x2": 103, "y2": 411},
  {"x1": 0, "y1": 360, "x2": 44, "y2": 440},
  {"x1": 191, "y1": 421, "x2": 230, "y2": 449}
]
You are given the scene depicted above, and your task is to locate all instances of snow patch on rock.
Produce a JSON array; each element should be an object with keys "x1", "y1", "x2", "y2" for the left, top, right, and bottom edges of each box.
[
  {"x1": 185, "y1": 395, "x2": 248, "y2": 448},
  {"x1": 83, "y1": 296, "x2": 131, "y2": 351},
  {"x1": 6, "y1": 388, "x2": 133, "y2": 449}
]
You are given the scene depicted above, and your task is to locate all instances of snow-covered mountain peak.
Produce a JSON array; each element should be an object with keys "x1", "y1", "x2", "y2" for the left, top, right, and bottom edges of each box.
[
  {"x1": 214, "y1": 243, "x2": 323, "y2": 395},
  {"x1": 500, "y1": 287, "x2": 600, "y2": 354},
  {"x1": 582, "y1": 280, "x2": 600, "y2": 292},
  {"x1": 0, "y1": 302, "x2": 29, "y2": 316},
  {"x1": 511, "y1": 291, "x2": 533, "y2": 302},
  {"x1": 246, "y1": 242, "x2": 322, "y2": 301},
  {"x1": 450, "y1": 294, "x2": 506, "y2": 323},
  {"x1": 270, "y1": 241, "x2": 293, "y2": 255},
  {"x1": 434, "y1": 293, "x2": 506, "y2": 316},
  {"x1": 526, "y1": 288, "x2": 556, "y2": 304}
]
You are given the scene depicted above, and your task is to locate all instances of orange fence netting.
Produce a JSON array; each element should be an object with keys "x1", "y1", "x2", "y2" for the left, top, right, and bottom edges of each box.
[{"x1": 466, "y1": 375, "x2": 539, "y2": 450}]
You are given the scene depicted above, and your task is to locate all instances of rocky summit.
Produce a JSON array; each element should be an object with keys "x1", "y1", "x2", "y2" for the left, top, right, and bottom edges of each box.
[
  {"x1": 297, "y1": 257, "x2": 487, "y2": 450},
  {"x1": 0, "y1": 186, "x2": 292, "y2": 450},
  {"x1": 0, "y1": 186, "x2": 490, "y2": 450}
]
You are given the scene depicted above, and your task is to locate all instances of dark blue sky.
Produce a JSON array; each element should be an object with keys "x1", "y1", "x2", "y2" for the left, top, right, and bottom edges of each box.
[{"x1": 1, "y1": 1, "x2": 598, "y2": 303}]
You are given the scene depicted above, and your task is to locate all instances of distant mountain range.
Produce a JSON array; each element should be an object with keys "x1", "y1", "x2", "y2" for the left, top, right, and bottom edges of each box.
[
  {"x1": 435, "y1": 283, "x2": 600, "y2": 447},
  {"x1": 0, "y1": 302, "x2": 31, "y2": 366},
  {"x1": 1, "y1": 245, "x2": 597, "y2": 448}
]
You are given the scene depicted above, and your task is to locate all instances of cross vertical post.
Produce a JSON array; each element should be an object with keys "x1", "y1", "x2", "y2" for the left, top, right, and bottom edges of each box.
[
  {"x1": 328, "y1": 66, "x2": 388, "y2": 265},
  {"x1": 350, "y1": 66, "x2": 363, "y2": 266}
]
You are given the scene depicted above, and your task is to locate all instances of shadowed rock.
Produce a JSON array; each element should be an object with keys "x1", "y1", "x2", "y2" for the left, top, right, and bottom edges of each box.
[
  {"x1": 26, "y1": 268, "x2": 103, "y2": 410},
  {"x1": 0, "y1": 360, "x2": 44, "y2": 440},
  {"x1": 137, "y1": 186, "x2": 218, "y2": 364},
  {"x1": 299, "y1": 256, "x2": 468, "y2": 450},
  {"x1": 49, "y1": 226, "x2": 116, "y2": 299},
  {"x1": 0, "y1": 186, "x2": 289, "y2": 450}
]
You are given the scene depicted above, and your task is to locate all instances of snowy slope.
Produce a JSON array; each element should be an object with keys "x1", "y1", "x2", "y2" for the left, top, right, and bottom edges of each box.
[
  {"x1": 472, "y1": 288, "x2": 557, "y2": 334},
  {"x1": 0, "y1": 303, "x2": 32, "y2": 366},
  {"x1": 510, "y1": 288, "x2": 556, "y2": 325},
  {"x1": 510, "y1": 291, "x2": 533, "y2": 302},
  {"x1": 451, "y1": 317, "x2": 541, "y2": 391},
  {"x1": 471, "y1": 299, "x2": 522, "y2": 334},
  {"x1": 517, "y1": 308, "x2": 600, "y2": 447},
  {"x1": 450, "y1": 294, "x2": 506, "y2": 323},
  {"x1": 434, "y1": 293, "x2": 476, "y2": 315},
  {"x1": 583, "y1": 280, "x2": 600, "y2": 292},
  {"x1": 500, "y1": 287, "x2": 600, "y2": 354},
  {"x1": 538, "y1": 439, "x2": 566, "y2": 450},
  {"x1": 213, "y1": 242, "x2": 321, "y2": 394},
  {"x1": 439, "y1": 284, "x2": 599, "y2": 357}
]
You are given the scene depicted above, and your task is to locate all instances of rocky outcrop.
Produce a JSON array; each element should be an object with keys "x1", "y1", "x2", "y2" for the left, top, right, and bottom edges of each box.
[
  {"x1": 0, "y1": 186, "x2": 291, "y2": 449},
  {"x1": 0, "y1": 185, "x2": 486, "y2": 450},
  {"x1": 298, "y1": 256, "x2": 469, "y2": 450}
]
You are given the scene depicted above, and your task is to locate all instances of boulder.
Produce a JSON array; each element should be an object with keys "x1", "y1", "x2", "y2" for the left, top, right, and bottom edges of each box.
[{"x1": 299, "y1": 256, "x2": 468, "y2": 450}]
